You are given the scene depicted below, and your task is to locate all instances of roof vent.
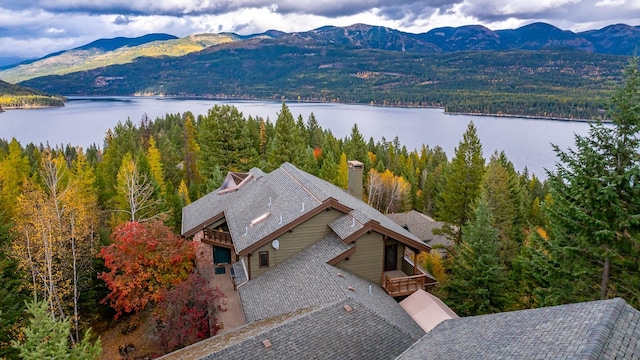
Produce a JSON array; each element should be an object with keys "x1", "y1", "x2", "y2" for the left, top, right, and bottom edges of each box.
[
  {"x1": 344, "y1": 304, "x2": 353, "y2": 312},
  {"x1": 262, "y1": 339, "x2": 272, "y2": 349},
  {"x1": 250, "y1": 212, "x2": 271, "y2": 227},
  {"x1": 337, "y1": 272, "x2": 344, "y2": 278},
  {"x1": 348, "y1": 286, "x2": 355, "y2": 291},
  {"x1": 301, "y1": 202, "x2": 305, "y2": 212}
]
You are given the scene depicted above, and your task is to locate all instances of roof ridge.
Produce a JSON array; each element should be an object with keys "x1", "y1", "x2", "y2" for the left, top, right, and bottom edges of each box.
[
  {"x1": 280, "y1": 164, "x2": 323, "y2": 205},
  {"x1": 581, "y1": 298, "x2": 626, "y2": 359}
]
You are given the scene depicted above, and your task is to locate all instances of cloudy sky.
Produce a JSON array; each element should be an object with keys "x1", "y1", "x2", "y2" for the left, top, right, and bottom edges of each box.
[{"x1": 1, "y1": 0, "x2": 638, "y2": 59}]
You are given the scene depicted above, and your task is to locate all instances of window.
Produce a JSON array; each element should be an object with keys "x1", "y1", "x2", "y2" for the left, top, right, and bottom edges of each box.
[{"x1": 259, "y1": 251, "x2": 269, "y2": 268}]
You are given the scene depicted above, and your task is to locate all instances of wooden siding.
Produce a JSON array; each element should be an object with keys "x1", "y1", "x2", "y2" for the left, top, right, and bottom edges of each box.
[
  {"x1": 336, "y1": 231, "x2": 384, "y2": 285},
  {"x1": 249, "y1": 209, "x2": 343, "y2": 278},
  {"x1": 401, "y1": 255, "x2": 415, "y2": 276}
]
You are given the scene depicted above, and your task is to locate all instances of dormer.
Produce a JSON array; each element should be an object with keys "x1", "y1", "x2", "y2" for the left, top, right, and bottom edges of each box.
[{"x1": 219, "y1": 171, "x2": 253, "y2": 195}]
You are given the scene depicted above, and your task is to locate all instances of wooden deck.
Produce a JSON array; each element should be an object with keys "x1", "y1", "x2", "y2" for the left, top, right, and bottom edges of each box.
[
  {"x1": 382, "y1": 270, "x2": 426, "y2": 297},
  {"x1": 202, "y1": 229, "x2": 234, "y2": 249},
  {"x1": 205, "y1": 264, "x2": 246, "y2": 336}
]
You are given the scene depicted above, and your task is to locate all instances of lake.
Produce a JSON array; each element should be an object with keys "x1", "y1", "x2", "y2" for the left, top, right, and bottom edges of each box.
[{"x1": 0, "y1": 96, "x2": 593, "y2": 178}]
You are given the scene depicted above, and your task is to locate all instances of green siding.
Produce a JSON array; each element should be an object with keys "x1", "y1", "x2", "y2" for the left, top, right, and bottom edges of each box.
[
  {"x1": 337, "y1": 232, "x2": 384, "y2": 285},
  {"x1": 249, "y1": 209, "x2": 343, "y2": 278}
]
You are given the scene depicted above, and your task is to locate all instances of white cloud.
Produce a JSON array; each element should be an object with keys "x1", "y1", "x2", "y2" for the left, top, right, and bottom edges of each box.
[{"x1": 46, "y1": 27, "x2": 65, "y2": 33}]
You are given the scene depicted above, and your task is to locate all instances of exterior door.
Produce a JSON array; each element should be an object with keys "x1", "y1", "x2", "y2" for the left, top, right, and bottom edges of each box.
[
  {"x1": 384, "y1": 244, "x2": 398, "y2": 272},
  {"x1": 213, "y1": 246, "x2": 231, "y2": 264}
]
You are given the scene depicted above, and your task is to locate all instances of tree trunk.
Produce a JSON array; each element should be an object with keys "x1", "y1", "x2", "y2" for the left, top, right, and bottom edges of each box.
[{"x1": 600, "y1": 256, "x2": 610, "y2": 300}]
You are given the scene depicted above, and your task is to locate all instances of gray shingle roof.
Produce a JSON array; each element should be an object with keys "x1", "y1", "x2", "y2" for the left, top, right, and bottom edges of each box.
[
  {"x1": 387, "y1": 210, "x2": 452, "y2": 249},
  {"x1": 238, "y1": 235, "x2": 351, "y2": 322},
  {"x1": 182, "y1": 163, "x2": 427, "y2": 253},
  {"x1": 329, "y1": 213, "x2": 364, "y2": 240},
  {"x1": 238, "y1": 233, "x2": 424, "y2": 340},
  {"x1": 202, "y1": 299, "x2": 418, "y2": 360},
  {"x1": 396, "y1": 297, "x2": 640, "y2": 360}
]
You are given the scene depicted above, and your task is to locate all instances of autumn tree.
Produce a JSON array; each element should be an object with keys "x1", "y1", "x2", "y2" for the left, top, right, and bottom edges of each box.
[
  {"x1": 146, "y1": 136, "x2": 166, "y2": 194},
  {"x1": 98, "y1": 221, "x2": 195, "y2": 318},
  {"x1": 154, "y1": 273, "x2": 226, "y2": 353},
  {"x1": 417, "y1": 250, "x2": 447, "y2": 284},
  {"x1": 114, "y1": 152, "x2": 164, "y2": 223},
  {"x1": 12, "y1": 150, "x2": 98, "y2": 342},
  {"x1": 337, "y1": 152, "x2": 348, "y2": 189},
  {"x1": 367, "y1": 169, "x2": 411, "y2": 214},
  {"x1": 445, "y1": 197, "x2": 510, "y2": 316},
  {"x1": 436, "y1": 122, "x2": 485, "y2": 244},
  {"x1": 12, "y1": 300, "x2": 101, "y2": 360},
  {"x1": 0, "y1": 138, "x2": 30, "y2": 218}
]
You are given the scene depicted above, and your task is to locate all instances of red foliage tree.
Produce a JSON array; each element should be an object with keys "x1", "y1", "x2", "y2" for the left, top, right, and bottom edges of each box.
[
  {"x1": 98, "y1": 221, "x2": 195, "y2": 318},
  {"x1": 154, "y1": 273, "x2": 226, "y2": 353}
]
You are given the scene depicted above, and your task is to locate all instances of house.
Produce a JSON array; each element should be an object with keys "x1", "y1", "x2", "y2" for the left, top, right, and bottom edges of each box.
[
  {"x1": 387, "y1": 210, "x2": 452, "y2": 256},
  {"x1": 171, "y1": 162, "x2": 438, "y2": 359},
  {"x1": 171, "y1": 162, "x2": 640, "y2": 360},
  {"x1": 181, "y1": 161, "x2": 435, "y2": 297},
  {"x1": 396, "y1": 297, "x2": 640, "y2": 359}
]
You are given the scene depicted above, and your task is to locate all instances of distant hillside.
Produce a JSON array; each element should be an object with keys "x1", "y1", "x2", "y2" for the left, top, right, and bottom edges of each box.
[
  {"x1": 0, "y1": 56, "x2": 32, "y2": 68},
  {"x1": 21, "y1": 41, "x2": 628, "y2": 119},
  {"x1": 74, "y1": 33, "x2": 178, "y2": 52},
  {"x1": 0, "y1": 79, "x2": 64, "y2": 110},
  {"x1": 3, "y1": 22, "x2": 638, "y2": 85},
  {"x1": 0, "y1": 32, "x2": 280, "y2": 84}
]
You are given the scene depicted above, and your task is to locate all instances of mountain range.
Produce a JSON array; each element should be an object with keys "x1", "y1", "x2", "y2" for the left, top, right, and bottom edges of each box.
[
  {"x1": 1, "y1": 22, "x2": 638, "y2": 84},
  {"x1": 2, "y1": 22, "x2": 638, "y2": 119}
]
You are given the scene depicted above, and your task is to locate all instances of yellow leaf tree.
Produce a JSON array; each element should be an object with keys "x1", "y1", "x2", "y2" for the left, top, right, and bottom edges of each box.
[{"x1": 12, "y1": 149, "x2": 98, "y2": 342}]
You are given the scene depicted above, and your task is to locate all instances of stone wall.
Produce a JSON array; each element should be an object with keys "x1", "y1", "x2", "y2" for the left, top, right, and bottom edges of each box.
[{"x1": 193, "y1": 230, "x2": 213, "y2": 276}]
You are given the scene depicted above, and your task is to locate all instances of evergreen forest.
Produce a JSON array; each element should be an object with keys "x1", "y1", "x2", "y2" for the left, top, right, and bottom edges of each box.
[{"x1": 0, "y1": 58, "x2": 638, "y2": 358}]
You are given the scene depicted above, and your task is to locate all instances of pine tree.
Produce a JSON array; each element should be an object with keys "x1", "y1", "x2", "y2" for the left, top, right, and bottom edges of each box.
[
  {"x1": 436, "y1": 122, "x2": 485, "y2": 243},
  {"x1": 482, "y1": 154, "x2": 519, "y2": 265},
  {"x1": 0, "y1": 212, "x2": 27, "y2": 359},
  {"x1": 318, "y1": 151, "x2": 339, "y2": 184},
  {"x1": 267, "y1": 102, "x2": 306, "y2": 168},
  {"x1": 12, "y1": 300, "x2": 101, "y2": 360},
  {"x1": 343, "y1": 124, "x2": 368, "y2": 167},
  {"x1": 445, "y1": 197, "x2": 510, "y2": 316},
  {"x1": 535, "y1": 58, "x2": 640, "y2": 306},
  {"x1": 197, "y1": 105, "x2": 257, "y2": 177},
  {"x1": 183, "y1": 113, "x2": 201, "y2": 187}
]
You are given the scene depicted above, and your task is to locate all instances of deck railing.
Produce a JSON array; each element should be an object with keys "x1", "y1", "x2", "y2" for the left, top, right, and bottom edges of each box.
[
  {"x1": 203, "y1": 228, "x2": 234, "y2": 248},
  {"x1": 383, "y1": 273, "x2": 427, "y2": 297}
]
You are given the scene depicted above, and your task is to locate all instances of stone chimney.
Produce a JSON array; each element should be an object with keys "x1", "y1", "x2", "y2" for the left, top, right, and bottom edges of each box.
[{"x1": 347, "y1": 160, "x2": 364, "y2": 200}]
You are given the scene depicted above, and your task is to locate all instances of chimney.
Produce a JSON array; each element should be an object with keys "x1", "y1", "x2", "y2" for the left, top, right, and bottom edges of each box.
[{"x1": 347, "y1": 160, "x2": 364, "y2": 200}]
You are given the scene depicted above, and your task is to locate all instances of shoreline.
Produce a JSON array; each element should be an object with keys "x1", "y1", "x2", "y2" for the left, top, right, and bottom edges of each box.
[
  {"x1": 444, "y1": 111, "x2": 610, "y2": 123},
  {"x1": 141, "y1": 94, "x2": 609, "y2": 123},
  {"x1": 71, "y1": 93, "x2": 608, "y2": 123},
  {"x1": 0, "y1": 104, "x2": 65, "y2": 110}
]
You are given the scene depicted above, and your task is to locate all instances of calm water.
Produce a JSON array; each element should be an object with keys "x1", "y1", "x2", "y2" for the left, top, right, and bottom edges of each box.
[{"x1": 0, "y1": 96, "x2": 592, "y2": 178}]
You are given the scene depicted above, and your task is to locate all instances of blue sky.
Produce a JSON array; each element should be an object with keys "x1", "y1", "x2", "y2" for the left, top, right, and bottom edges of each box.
[{"x1": 1, "y1": 0, "x2": 638, "y2": 58}]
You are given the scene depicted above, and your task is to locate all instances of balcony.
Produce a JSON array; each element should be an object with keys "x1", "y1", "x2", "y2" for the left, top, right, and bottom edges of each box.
[
  {"x1": 382, "y1": 270, "x2": 427, "y2": 297},
  {"x1": 381, "y1": 255, "x2": 436, "y2": 297},
  {"x1": 202, "y1": 228, "x2": 234, "y2": 249}
]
